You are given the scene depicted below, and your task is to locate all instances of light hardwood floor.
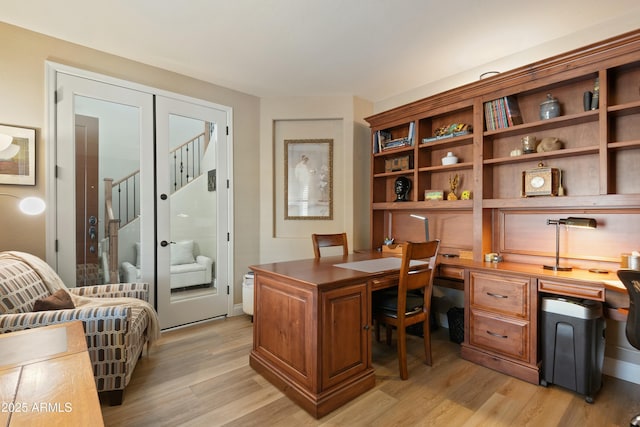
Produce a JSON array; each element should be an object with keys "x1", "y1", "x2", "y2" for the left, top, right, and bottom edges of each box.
[{"x1": 101, "y1": 316, "x2": 639, "y2": 426}]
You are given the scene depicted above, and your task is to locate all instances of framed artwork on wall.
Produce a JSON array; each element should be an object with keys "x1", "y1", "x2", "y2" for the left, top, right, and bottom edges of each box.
[
  {"x1": 285, "y1": 139, "x2": 333, "y2": 220},
  {"x1": 0, "y1": 124, "x2": 36, "y2": 185}
]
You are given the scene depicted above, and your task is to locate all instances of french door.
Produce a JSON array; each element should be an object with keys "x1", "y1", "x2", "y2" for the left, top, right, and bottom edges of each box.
[
  {"x1": 50, "y1": 65, "x2": 232, "y2": 328},
  {"x1": 155, "y1": 96, "x2": 230, "y2": 328}
]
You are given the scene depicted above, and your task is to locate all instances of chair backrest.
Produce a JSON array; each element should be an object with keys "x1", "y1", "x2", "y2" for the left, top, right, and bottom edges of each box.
[
  {"x1": 617, "y1": 269, "x2": 640, "y2": 350},
  {"x1": 312, "y1": 233, "x2": 348, "y2": 258},
  {"x1": 397, "y1": 240, "x2": 440, "y2": 316}
]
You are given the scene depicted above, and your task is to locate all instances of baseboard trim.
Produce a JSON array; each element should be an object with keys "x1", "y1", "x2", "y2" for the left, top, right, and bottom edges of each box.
[{"x1": 604, "y1": 357, "x2": 640, "y2": 384}]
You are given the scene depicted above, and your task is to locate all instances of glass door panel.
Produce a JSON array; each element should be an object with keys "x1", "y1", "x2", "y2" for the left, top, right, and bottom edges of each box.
[
  {"x1": 55, "y1": 73, "x2": 154, "y2": 293},
  {"x1": 156, "y1": 96, "x2": 229, "y2": 329}
]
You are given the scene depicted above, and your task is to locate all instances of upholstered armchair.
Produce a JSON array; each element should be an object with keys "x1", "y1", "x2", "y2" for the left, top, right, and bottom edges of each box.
[
  {"x1": 121, "y1": 240, "x2": 213, "y2": 289},
  {"x1": 0, "y1": 252, "x2": 158, "y2": 405}
]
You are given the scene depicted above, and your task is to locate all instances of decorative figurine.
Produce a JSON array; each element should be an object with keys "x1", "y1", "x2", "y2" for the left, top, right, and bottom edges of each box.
[
  {"x1": 394, "y1": 176, "x2": 411, "y2": 202},
  {"x1": 448, "y1": 174, "x2": 459, "y2": 200},
  {"x1": 461, "y1": 190, "x2": 472, "y2": 200}
]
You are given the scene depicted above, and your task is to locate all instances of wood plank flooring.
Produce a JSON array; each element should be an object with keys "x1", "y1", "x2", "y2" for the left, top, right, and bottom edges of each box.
[{"x1": 101, "y1": 316, "x2": 640, "y2": 426}]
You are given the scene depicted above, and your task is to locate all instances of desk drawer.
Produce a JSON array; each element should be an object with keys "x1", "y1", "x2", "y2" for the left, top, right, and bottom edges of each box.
[
  {"x1": 370, "y1": 274, "x2": 399, "y2": 291},
  {"x1": 469, "y1": 271, "x2": 529, "y2": 318},
  {"x1": 469, "y1": 309, "x2": 529, "y2": 362},
  {"x1": 538, "y1": 279, "x2": 604, "y2": 301},
  {"x1": 438, "y1": 265, "x2": 464, "y2": 280}
]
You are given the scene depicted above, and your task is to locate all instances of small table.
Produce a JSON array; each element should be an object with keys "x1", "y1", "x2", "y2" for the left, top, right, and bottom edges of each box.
[{"x1": 0, "y1": 321, "x2": 104, "y2": 426}]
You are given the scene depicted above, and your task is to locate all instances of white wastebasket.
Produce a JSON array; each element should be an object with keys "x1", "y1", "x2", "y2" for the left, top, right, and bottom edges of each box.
[{"x1": 242, "y1": 272, "x2": 254, "y2": 316}]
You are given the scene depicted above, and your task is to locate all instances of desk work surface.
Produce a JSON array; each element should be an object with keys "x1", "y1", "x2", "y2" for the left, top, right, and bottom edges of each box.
[
  {"x1": 334, "y1": 257, "x2": 426, "y2": 273},
  {"x1": 250, "y1": 252, "x2": 399, "y2": 287}
]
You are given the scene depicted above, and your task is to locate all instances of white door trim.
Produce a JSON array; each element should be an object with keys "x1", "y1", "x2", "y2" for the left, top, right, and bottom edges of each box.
[{"x1": 45, "y1": 61, "x2": 234, "y2": 317}]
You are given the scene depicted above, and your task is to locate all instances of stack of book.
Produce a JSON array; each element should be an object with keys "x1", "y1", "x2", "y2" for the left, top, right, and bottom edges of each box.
[
  {"x1": 484, "y1": 96, "x2": 523, "y2": 130},
  {"x1": 373, "y1": 122, "x2": 415, "y2": 153}
]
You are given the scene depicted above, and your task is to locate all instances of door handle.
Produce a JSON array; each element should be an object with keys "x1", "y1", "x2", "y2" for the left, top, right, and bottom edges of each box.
[{"x1": 160, "y1": 240, "x2": 169, "y2": 247}]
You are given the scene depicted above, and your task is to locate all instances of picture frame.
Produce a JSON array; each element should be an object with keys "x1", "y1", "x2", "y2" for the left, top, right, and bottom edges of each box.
[
  {"x1": 285, "y1": 139, "x2": 333, "y2": 220},
  {"x1": 0, "y1": 124, "x2": 36, "y2": 185}
]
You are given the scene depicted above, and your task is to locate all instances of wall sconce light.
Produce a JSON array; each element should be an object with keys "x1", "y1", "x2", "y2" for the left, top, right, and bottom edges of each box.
[
  {"x1": 410, "y1": 214, "x2": 429, "y2": 242},
  {"x1": 544, "y1": 217, "x2": 597, "y2": 271},
  {"x1": 0, "y1": 193, "x2": 46, "y2": 215}
]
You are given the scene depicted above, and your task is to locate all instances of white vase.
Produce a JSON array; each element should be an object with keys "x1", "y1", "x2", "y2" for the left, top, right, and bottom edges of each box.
[{"x1": 441, "y1": 152, "x2": 458, "y2": 165}]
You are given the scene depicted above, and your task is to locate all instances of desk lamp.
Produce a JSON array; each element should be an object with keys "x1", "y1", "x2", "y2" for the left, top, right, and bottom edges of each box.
[
  {"x1": 409, "y1": 214, "x2": 429, "y2": 242},
  {"x1": 544, "y1": 217, "x2": 596, "y2": 271},
  {"x1": 0, "y1": 193, "x2": 46, "y2": 215}
]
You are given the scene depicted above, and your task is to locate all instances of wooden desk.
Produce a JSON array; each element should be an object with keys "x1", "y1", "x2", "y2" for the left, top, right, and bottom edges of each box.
[
  {"x1": 250, "y1": 252, "x2": 404, "y2": 418},
  {"x1": 0, "y1": 321, "x2": 104, "y2": 427},
  {"x1": 435, "y1": 255, "x2": 629, "y2": 384},
  {"x1": 250, "y1": 252, "x2": 629, "y2": 417}
]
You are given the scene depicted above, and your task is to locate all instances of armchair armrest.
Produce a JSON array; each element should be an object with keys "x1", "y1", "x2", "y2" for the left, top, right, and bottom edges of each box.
[
  {"x1": 196, "y1": 255, "x2": 213, "y2": 268},
  {"x1": 69, "y1": 282, "x2": 149, "y2": 302},
  {"x1": 196, "y1": 255, "x2": 213, "y2": 284},
  {"x1": 120, "y1": 261, "x2": 140, "y2": 284},
  {"x1": 0, "y1": 305, "x2": 132, "y2": 335}
]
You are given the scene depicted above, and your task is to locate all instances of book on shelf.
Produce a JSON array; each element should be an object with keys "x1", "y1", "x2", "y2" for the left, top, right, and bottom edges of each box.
[
  {"x1": 484, "y1": 95, "x2": 522, "y2": 130},
  {"x1": 374, "y1": 123, "x2": 415, "y2": 152}
]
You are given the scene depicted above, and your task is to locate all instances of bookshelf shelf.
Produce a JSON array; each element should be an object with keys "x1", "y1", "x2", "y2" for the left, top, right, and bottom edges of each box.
[
  {"x1": 483, "y1": 146, "x2": 599, "y2": 166},
  {"x1": 366, "y1": 30, "x2": 640, "y2": 259}
]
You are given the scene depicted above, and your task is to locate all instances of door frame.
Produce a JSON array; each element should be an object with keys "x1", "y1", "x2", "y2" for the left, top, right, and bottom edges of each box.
[{"x1": 45, "y1": 62, "x2": 235, "y2": 318}]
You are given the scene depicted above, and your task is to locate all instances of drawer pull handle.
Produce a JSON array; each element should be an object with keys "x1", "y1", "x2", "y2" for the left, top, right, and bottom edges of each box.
[
  {"x1": 486, "y1": 330, "x2": 508, "y2": 339},
  {"x1": 486, "y1": 292, "x2": 508, "y2": 299}
]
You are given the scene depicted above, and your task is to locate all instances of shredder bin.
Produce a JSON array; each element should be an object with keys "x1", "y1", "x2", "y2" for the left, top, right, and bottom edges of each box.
[{"x1": 540, "y1": 296, "x2": 605, "y2": 403}]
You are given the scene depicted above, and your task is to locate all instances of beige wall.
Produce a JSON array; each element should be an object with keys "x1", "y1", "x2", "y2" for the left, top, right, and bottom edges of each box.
[
  {"x1": 375, "y1": 15, "x2": 640, "y2": 113},
  {"x1": 0, "y1": 22, "x2": 260, "y2": 306},
  {"x1": 259, "y1": 96, "x2": 372, "y2": 263}
]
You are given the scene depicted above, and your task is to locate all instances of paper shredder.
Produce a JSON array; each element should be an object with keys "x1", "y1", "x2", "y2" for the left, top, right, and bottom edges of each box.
[{"x1": 540, "y1": 296, "x2": 605, "y2": 403}]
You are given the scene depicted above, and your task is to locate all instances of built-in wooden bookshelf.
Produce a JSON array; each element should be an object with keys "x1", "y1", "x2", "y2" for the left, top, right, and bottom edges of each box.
[{"x1": 366, "y1": 30, "x2": 640, "y2": 269}]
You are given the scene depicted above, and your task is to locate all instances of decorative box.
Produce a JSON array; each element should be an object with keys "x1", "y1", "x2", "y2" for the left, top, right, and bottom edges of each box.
[{"x1": 385, "y1": 155, "x2": 412, "y2": 172}]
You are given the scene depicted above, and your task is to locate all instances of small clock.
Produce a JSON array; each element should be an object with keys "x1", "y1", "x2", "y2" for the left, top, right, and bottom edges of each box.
[{"x1": 522, "y1": 163, "x2": 560, "y2": 197}]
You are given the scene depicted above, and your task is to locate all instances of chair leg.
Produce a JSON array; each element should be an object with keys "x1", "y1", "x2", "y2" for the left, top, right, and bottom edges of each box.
[
  {"x1": 107, "y1": 389, "x2": 125, "y2": 406},
  {"x1": 423, "y1": 317, "x2": 432, "y2": 366},
  {"x1": 375, "y1": 319, "x2": 381, "y2": 342},
  {"x1": 397, "y1": 326, "x2": 408, "y2": 380}
]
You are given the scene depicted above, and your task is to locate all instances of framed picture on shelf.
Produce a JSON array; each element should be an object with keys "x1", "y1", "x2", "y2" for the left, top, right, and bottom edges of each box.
[
  {"x1": 0, "y1": 124, "x2": 36, "y2": 185},
  {"x1": 284, "y1": 139, "x2": 333, "y2": 220}
]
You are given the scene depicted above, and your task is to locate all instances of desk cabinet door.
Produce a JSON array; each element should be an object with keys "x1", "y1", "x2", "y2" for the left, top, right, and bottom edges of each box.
[{"x1": 321, "y1": 283, "x2": 369, "y2": 389}]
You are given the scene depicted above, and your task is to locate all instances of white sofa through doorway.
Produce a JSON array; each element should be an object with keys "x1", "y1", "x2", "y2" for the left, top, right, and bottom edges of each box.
[{"x1": 121, "y1": 240, "x2": 213, "y2": 289}]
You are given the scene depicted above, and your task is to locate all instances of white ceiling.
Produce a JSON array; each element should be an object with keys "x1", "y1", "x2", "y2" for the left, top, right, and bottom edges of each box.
[{"x1": 2, "y1": 0, "x2": 639, "y2": 103}]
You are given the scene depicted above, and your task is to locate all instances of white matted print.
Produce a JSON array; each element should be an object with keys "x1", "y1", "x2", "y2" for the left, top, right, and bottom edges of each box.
[
  {"x1": 0, "y1": 124, "x2": 36, "y2": 185},
  {"x1": 285, "y1": 139, "x2": 333, "y2": 220}
]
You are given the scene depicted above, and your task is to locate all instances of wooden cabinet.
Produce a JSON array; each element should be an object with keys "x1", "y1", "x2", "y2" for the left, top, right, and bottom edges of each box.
[
  {"x1": 366, "y1": 30, "x2": 640, "y2": 270},
  {"x1": 250, "y1": 258, "x2": 375, "y2": 418},
  {"x1": 321, "y1": 283, "x2": 369, "y2": 390},
  {"x1": 462, "y1": 270, "x2": 539, "y2": 384}
]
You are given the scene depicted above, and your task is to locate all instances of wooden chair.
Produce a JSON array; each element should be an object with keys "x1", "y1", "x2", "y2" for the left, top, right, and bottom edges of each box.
[
  {"x1": 373, "y1": 240, "x2": 440, "y2": 380},
  {"x1": 311, "y1": 233, "x2": 348, "y2": 258},
  {"x1": 616, "y1": 269, "x2": 640, "y2": 426}
]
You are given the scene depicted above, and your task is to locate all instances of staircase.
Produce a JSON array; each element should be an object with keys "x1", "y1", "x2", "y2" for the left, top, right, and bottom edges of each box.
[{"x1": 103, "y1": 130, "x2": 209, "y2": 282}]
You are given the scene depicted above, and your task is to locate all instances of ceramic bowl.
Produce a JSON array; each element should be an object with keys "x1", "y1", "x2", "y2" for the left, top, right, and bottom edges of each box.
[{"x1": 441, "y1": 152, "x2": 459, "y2": 165}]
